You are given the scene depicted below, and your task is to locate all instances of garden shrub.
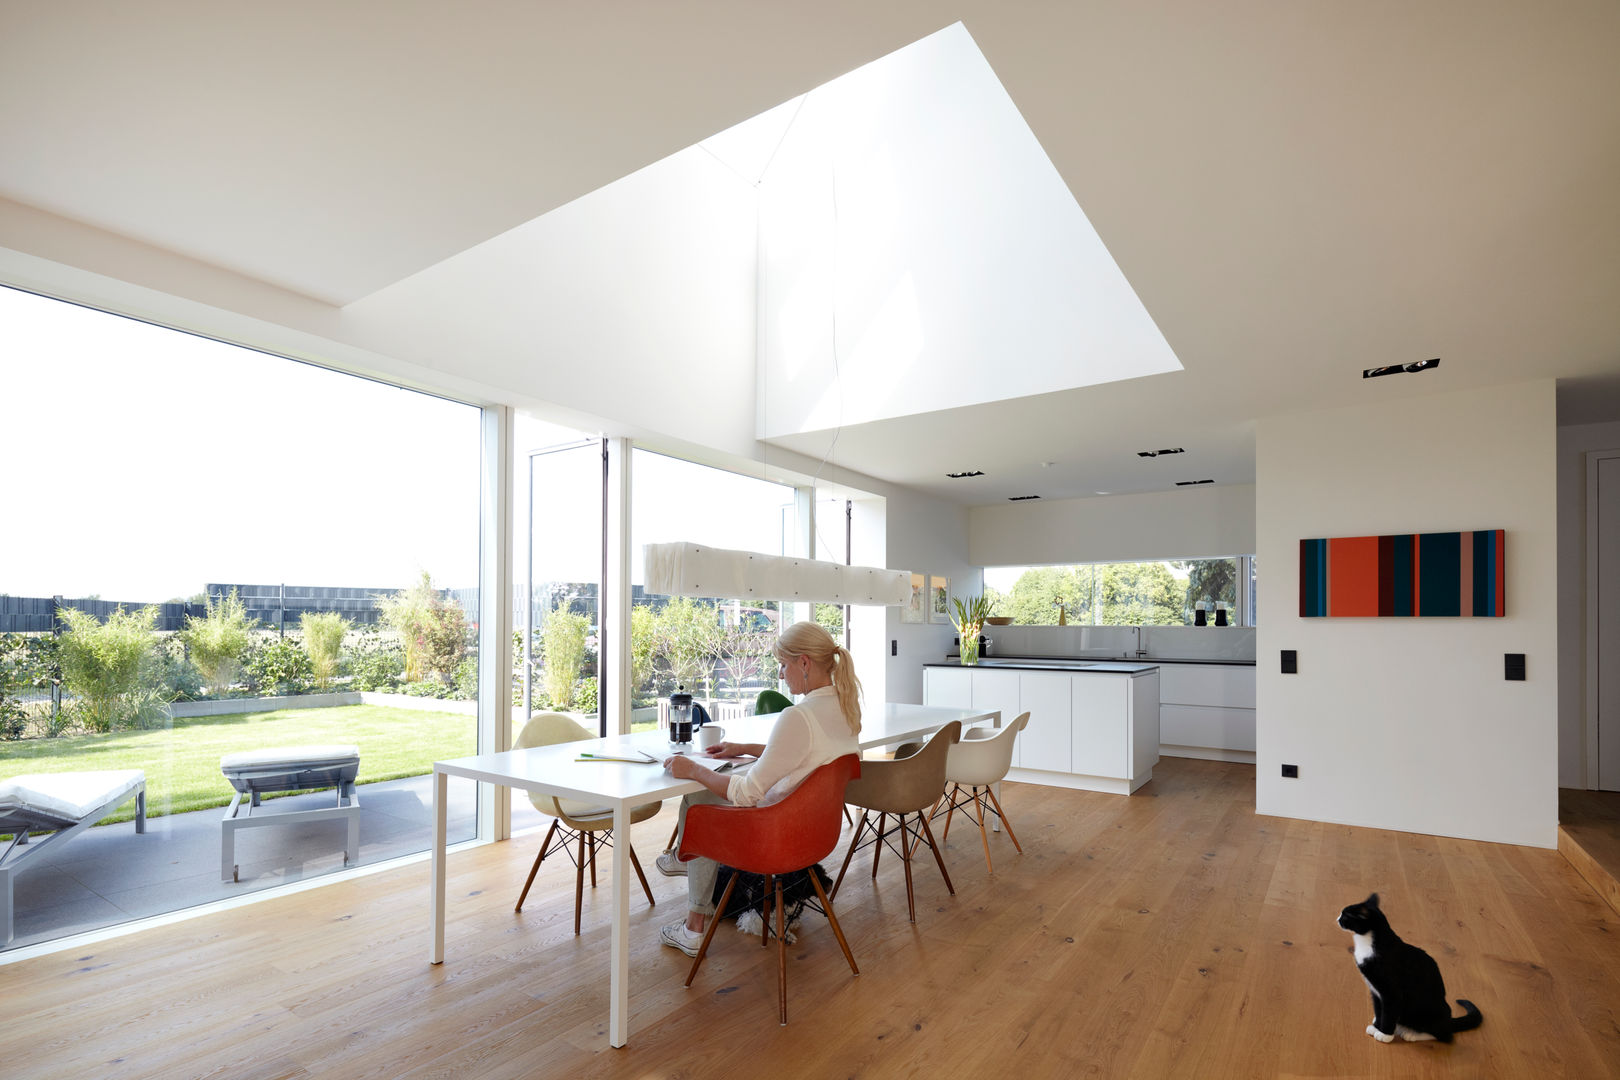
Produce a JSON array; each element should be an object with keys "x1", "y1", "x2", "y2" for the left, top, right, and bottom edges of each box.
[
  {"x1": 300, "y1": 611, "x2": 349, "y2": 690},
  {"x1": 152, "y1": 636, "x2": 206, "y2": 702},
  {"x1": 454, "y1": 656, "x2": 478, "y2": 701},
  {"x1": 377, "y1": 571, "x2": 468, "y2": 684},
  {"x1": 541, "y1": 608, "x2": 588, "y2": 709},
  {"x1": 348, "y1": 631, "x2": 404, "y2": 692},
  {"x1": 178, "y1": 588, "x2": 256, "y2": 696},
  {"x1": 401, "y1": 680, "x2": 452, "y2": 699},
  {"x1": 575, "y1": 675, "x2": 599, "y2": 715},
  {"x1": 245, "y1": 637, "x2": 312, "y2": 697},
  {"x1": 55, "y1": 605, "x2": 167, "y2": 733}
]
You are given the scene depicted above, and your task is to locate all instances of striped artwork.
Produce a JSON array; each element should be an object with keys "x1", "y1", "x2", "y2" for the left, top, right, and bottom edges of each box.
[{"x1": 1299, "y1": 530, "x2": 1504, "y2": 617}]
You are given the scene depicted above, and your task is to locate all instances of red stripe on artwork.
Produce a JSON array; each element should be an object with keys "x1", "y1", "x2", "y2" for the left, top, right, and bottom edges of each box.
[
  {"x1": 1495, "y1": 529, "x2": 1505, "y2": 616},
  {"x1": 1459, "y1": 531, "x2": 1473, "y2": 617}
]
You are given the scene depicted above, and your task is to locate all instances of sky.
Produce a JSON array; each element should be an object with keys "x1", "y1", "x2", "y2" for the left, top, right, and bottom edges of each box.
[{"x1": 0, "y1": 285, "x2": 482, "y2": 603}]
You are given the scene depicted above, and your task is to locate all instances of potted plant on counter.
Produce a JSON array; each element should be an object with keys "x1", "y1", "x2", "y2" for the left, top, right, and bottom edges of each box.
[{"x1": 950, "y1": 594, "x2": 990, "y2": 666}]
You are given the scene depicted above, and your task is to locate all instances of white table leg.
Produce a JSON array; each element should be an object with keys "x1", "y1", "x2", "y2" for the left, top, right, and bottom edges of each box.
[
  {"x1": 430, "y1": 768, "x2": 447, "y2": 964},
  {"x1": 609, "y1": 800, "x2": 631, "y2": 1047}
]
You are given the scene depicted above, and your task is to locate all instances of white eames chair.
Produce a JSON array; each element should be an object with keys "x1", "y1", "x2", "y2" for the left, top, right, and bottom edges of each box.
[{"x1": 935, "y1": 712, "x2": 1029, "y2": 874}]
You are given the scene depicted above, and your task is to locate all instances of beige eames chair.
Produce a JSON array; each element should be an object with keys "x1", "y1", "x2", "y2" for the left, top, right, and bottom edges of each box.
[
  {"x1": 831, "y1": 720, "x2": 961, "y2": 922},
  {"x1": 934, "y1": 712, "x2": 1029, "y2": 873},
  {"x1": 512, "y1": 712, "x2": 658, "y2": 934}
]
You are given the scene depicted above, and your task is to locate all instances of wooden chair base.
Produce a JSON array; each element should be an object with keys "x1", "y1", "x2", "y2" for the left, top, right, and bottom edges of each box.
[
  {"x1": 684, "y1": 869, "x2": 858, "y2": 1025},
  {"x1": 515, "y1": 819, "x2": 655, "y2": 934},
  {"x1": 933, "y1": 782, "x2": 1023, "y2": 874},
  {"x1": 831, "y1": 808, "x2": 954, "y2": 922}
]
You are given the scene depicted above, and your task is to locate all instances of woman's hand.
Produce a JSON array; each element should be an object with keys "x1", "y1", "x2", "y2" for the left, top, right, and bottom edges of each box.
[
  {"x1": 701, "y1": 741, "x2": 744, "y2": 759},
  {"x1": 664, "y1": 754, "x2": 708, "y2": 780}
]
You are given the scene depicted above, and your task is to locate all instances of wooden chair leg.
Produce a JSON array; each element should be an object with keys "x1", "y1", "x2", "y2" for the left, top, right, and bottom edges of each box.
[
  {"x1": 941, "y1": 783, "x2": 961, "y2": 843},
  {"x1": 972, "y1": 786, "x2": 994, "y2": 874},
  {"x1": 774, "y1": 876, "x2": 788, "y2": 1025},
  {"x1": 871, "y1": 813, "x2": 887, "y2": 879},
  {"x1": 628, "y1": 843, "x2": 656, "y2": 907},
  {"x1": 760, "y1": 874, "x2": 773, "y2": 947},
  {"x1": 919, "y1": 812, "x2": 955, "y2": 895},
  {"x1": 587, "y1": 831, "x2": 598, "y2": 888},
  {"x1": 899, "y1": 812, "x2": 917, "y2": 922},
  {"x1": 515, "y1": 820, "x2": 558, "y2": 912},
  {"x1": 665, "y1": 817, "x2": 679, "y2": 853},
  {"x1": 831, "y1": 811, "x2": 869, "y2": 900},
  {"x1": 985, "y1": 785, "x2": 1023, "y2": 853},
  {"x1": 809, "y1": 871, "x2": 859, "y2": 976},
  {"x1": 574, "y1": 830, "x2": 587, "y2": 935},
  {"x1": 685, "y1": 872, "x2": 739, "y2": 987}
]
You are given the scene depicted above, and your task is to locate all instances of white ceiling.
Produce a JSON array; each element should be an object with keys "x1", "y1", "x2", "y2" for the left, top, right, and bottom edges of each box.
[{"x1": 2, "y1": 1, "x2": 1618, "y2": 506}]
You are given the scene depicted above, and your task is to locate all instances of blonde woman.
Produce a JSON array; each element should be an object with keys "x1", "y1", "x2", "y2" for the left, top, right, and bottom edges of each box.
[{"x1": 657, "y1": 620, "x2": 862, "y2": 956}]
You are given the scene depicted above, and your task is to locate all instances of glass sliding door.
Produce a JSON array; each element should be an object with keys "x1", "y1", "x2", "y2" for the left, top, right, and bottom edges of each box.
[
  {"x1": 0, "y1": 284, "x2": 484, "y2": 953},
  {"x1": 523, "y1": 440, "x2": 606, "y2": 733}
]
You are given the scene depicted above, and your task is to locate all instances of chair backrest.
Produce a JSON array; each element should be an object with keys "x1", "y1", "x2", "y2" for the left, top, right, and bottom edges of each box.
[
  {"x1": 946, "y1": 712, "x2": 1028, "y2": 786},
  {"x1": 512, "y1": 712, "x2": 603, "y2": 821},
  {"x1": 513, "y1": 711, "x2": 595, "y2": 750},
  {"x1": 679, "y1": 754, "x2": 861, "y2": 876},
  {"x1": 754, "y1": 689, "x2": 793, "y2": 715},
  {"x1": 845, "y1": 720, "x2": 961, "y2": 815}
]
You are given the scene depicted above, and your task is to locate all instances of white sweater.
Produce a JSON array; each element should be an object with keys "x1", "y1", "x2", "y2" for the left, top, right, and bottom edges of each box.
[{"x1": 725, "y1": 685, "x2": 859, "y2": 807}]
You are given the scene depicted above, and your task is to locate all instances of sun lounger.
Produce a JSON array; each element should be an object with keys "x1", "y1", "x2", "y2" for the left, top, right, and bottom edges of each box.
[
  {"x1": 0, "y1": 769, "x2": 146, "y2": 945},
  {"x1": 218, "y1": 745, "x2": 360, "y2": 883}
]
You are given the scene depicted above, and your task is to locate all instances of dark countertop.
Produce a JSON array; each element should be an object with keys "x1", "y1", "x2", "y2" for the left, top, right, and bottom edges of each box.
[{"x1": 929, "y1": 655, "x2": 1256, "y2": 670}]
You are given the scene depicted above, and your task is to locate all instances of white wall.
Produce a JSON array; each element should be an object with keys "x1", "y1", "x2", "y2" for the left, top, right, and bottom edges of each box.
[
  {"x1": 1256, "y1": 381, "x2": 1558, "y2": 848},
  {"x1": 884, "y1": 488, "x2": 977, "y2": 704},
  {"x1": 1556, "y1": 419, "x2": 1620, "y2": 787},
  {"x1": 969, "y1": 485, "x2": 1256, "y2": 567}
]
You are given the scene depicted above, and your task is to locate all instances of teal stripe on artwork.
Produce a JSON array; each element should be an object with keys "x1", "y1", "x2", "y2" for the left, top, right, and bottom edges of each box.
[
  {"x1": 1419, "y1": 531, "x2": 1461, "y2": 616},
  {"x1": 1300, "y1": 538, "x2": 1327, "y2": 617},
  {"x1": 1391, "y1": 534, "x2": 1413, "y2": 616},
  {"x1": 1472, "y1": 530, "x2": 1490, "y2": 616}
]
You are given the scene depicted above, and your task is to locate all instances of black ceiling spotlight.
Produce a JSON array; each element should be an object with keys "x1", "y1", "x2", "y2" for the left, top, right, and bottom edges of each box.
[
  {"x1": 1136, "y1": 447, "x2": 1186, "y2": 458},
  {"x1": 1008, "y1": 494, "x2": 1041, "y2": 501},
  {"x1": 1175, "y1": 479, "x2": 1214, "y2": 486},
  {"x1": 1363, "y1": 358, "x2": 1441, "y2": 379},
  {"x1": 945, "y1": 470, "x2": 984, "y2": 479}
]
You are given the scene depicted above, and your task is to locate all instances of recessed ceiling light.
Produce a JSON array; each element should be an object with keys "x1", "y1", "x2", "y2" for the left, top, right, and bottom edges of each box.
[
  {"x1": 1363, "y1": 358, "x2": 1440, "y2": 379},
  {"x1": 1008, "y1": 494, "x2": 1041, "y2": 501},
  {"x1": 1175, "y1": 479, "x2": 1214, "y2": 486},
  {"x1": 1137, "y1": 447, "x2": 1186, "y2": 457},
  {"x1": 945, "y1": 470, "x2": 984, "y2": 479}
]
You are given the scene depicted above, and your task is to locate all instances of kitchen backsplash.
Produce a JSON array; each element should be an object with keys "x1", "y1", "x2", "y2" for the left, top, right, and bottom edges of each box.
[{"x1": 974, "y1": 624, "x2": 1255, "y2": 663}]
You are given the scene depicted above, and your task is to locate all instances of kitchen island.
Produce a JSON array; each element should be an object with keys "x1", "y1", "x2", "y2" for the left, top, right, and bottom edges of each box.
[{"x1": 923, "y1": 659, "x2": 1160, "y2": 794}]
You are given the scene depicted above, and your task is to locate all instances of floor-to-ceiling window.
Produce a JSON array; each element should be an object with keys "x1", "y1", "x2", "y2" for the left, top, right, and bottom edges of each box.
[
  {"x1": 628, "y1": 451, "x2": 798, "y2": 730},
  {"x1": 0, "y1": 285, "x2": 485, "y2": 952}
]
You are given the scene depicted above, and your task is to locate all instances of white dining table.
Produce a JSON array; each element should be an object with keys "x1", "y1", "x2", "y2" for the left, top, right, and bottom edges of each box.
[{"x1": 428, "y1": 701, "x2": 1000, "y2": 1047}]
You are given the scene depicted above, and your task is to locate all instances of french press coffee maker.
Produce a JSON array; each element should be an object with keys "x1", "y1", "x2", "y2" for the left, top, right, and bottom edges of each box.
[{"x1": 668, "y1": 687, "x2": 695, "y2": 748}]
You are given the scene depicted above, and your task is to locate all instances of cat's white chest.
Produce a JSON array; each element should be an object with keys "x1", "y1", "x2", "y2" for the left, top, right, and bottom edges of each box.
[{"x1": 1353, "y1": 932, "x2": 1375, "y2": 964}]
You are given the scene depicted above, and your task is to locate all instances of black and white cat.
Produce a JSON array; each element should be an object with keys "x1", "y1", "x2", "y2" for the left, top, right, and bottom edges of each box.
[{"x1": 1336, "y1": 893, "x2": 1484, "y2": 1043}]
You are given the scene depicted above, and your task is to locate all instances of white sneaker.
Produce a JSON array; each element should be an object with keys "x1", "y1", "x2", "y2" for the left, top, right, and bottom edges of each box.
[
  {"x1": 660, "y1": 919, "x2": 705, "y2": 957},
  {"x1": 655, "y1": 850, "x2": 687, "y2": 877}
]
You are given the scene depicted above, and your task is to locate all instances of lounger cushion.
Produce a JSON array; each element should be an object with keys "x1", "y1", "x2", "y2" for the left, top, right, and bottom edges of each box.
[
  {"x1": 0, "y1": 770, "x2": 145, "y2": 831},
  {"x1": 219, "y1": 745, "x2": 361, "y2": 795}
]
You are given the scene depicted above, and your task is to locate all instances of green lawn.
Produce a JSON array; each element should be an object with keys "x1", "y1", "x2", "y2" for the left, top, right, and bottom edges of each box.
[{"x1": 0, "y1": 705, "x2": 476, "y2": 825}]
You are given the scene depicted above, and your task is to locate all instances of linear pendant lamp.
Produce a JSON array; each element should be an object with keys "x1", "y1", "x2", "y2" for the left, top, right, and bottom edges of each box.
[{"x1": 644, "y1": 541, "x2": 911, "y2": 605}]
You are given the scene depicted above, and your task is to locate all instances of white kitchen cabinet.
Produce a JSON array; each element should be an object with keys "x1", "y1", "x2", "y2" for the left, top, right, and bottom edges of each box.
[
  {"x1": 923, "y1": 666, "x2": 972, "y2": 710},
  {"x1": 1017, "y1": 672, "x2": 1071, "y2": 771},
  {"x1": 922, "y1": 664, "x2": 1159, "y2": 795},
  {"x1": 1157, "y1": 663, "x2": 1256, "y2": 761},
  {"x1": 1070, "y1": 674, "x2": 1128, "y2": 779}
]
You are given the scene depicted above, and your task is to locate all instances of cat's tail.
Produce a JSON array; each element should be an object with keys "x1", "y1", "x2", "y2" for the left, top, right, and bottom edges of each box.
[{"x1": 1451, "y1": 999, "x2": 1484, "y2": 1033}]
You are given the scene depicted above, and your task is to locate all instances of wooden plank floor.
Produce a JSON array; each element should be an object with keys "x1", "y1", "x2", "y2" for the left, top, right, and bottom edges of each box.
[
  {"x1": 6, "y1": 757, "x2": 1620, "y2": 1079},
  {"x1": 1559, "y1": 786, "x2": 1620, "y2": 916}
]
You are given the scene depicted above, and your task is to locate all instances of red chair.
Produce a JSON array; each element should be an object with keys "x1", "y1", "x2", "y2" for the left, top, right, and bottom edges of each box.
[{"x1": 677, "y1": 754, "x2": 862, "y2": 1025}]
